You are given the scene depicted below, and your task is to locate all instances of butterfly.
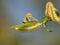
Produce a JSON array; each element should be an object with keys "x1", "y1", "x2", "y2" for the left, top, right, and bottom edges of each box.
[
  {"x1": 23, "y1": 12, "x2": 38, "y2": 23},
  {"x1": 11, "y1": 12, "x2": 42, "y2": 32},
  {"x1": 45, "y1": 1, "x2": 60, "y2": 23}
]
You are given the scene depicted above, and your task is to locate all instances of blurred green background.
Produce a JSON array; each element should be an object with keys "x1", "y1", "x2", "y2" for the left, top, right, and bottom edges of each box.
[{"x1": 0, "y1": 0, "x2": 60, "y2": 45}]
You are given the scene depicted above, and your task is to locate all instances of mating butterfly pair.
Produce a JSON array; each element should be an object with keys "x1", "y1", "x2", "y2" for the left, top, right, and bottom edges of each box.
[{"x1": 11, "y1": 2, "x2": 60, "y2": 32}]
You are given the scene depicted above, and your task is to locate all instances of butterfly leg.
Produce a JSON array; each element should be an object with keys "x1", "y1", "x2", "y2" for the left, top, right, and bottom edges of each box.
[
  {"x1": 42, "y1": 16, "x2": 53, "y2": 32},
  {"x1": 43, "y1": 24, "x2": 52, "y2": 32}
]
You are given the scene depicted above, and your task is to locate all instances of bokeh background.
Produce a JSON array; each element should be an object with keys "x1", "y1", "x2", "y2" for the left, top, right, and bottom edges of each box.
[{"x1": 0, "y1": 0, "x2": 60, "y2": 45}]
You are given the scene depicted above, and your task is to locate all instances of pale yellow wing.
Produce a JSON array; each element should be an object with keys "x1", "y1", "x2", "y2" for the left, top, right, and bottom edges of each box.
[
  {"x1": 23, "y1": 12, "x2": 38, "y2": 23},
  {"x1": 45, "y1": 2, "x2": 60, "y2": 22}
]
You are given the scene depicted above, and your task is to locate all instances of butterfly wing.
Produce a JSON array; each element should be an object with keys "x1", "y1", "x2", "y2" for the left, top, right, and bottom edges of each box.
[
  {"x1": 11, "y1": 22, "x2": 42, "y2": 31},
  {"x1": 45, "y1": 2, "x2": 60, "y2": 22},
  {"x1": 23, "y1": 12, "x2": 38, "y2": 23}
]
